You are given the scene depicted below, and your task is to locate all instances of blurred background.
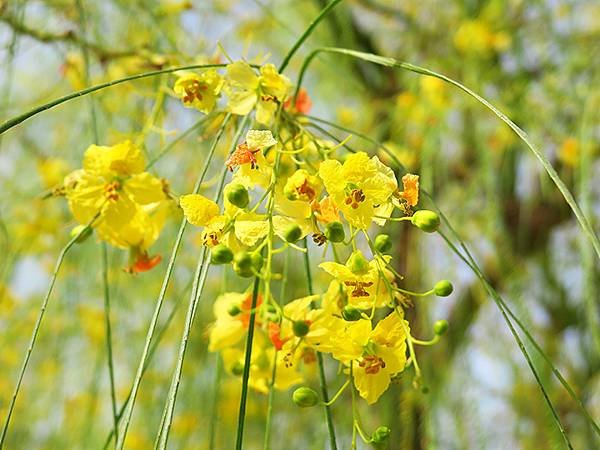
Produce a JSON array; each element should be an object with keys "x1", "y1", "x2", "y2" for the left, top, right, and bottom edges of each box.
[{"x1": 0, "y1": 0, "x2": 599, "y2": 449}]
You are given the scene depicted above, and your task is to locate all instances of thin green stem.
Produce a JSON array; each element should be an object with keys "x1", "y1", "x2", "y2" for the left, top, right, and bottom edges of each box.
[
  {"x1": 0, "y1": 216, "x2": 98, "y2": 449},
  {"x1": 115, "y1": 114, "x2": 232, "y2": 450},
  {"x1": 323, "y1": 379, "x2": 350, "y2": 406},
  {"x1": 303, "y1": 238, "x2": 337, "y2": 450},
  {"x1": 0, "y1": 63, "x2": 232, "y2": 135},
  {"x1": 235, "y1": 275, "x2": 262, "y2": 450},
  {"x1": 154, "y1": 118, "x2": 246, "y2": 447},
  {"x1": 278, "y1": 0, "x2": 344, "y2": 73},
  {"x1": 262, "y1": 351, "x2": 278, "y2": 450},
  {"x1": 101, "y1": 243, "x2": 119, "y2": 449}
]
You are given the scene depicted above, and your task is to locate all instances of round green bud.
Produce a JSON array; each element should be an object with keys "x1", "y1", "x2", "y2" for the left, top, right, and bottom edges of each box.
[
  {"x1": 348, "y1": 250, "x2": 370, "y2": 275},
  {"x1": 421, "y1": 385, "x2": 430, "y2": 394},
  {"x1": 434, "y1": 280, "x2": 453, "y2": 297},
  {"x1": 433, "y1": 319, "x2": 449, "y2": 335},
  {"x1": 292, "y1": 387, "x2": 319, "y2": 408},
  {"x1": 283, "y1": 184, "x2": 298, "y2": 201},
  {"x1": 70, "y1": 225, "x2": 92, "y2": 244},
  {"x1": 233, "y1": 251, "x2": 254, "y2": 277},
  {"x1": 210, "y1": 244, "x2": 233, "y2": 265},
  {"x1": 324, "y1": 221, "x2": 345, "y2": 243},
  {"x1": 374, "y1": 234, "x2": 392, "y2": 253},
  {"x1": 231, "y1": 362, "x2": 245, "y2": 376},
  {"x1": 292, "y1": 320, "x2": 310, "y2": 337},
  {"x1": 228, "y1": 305, "x2": 241, "y2": 316},
  {"x1": 226, "y1": 183, "x2": 249, "y2": 209},
  {"x1": 411, "y1": 210, "x2": 441, "y2": 233},
  {"x1": 283, "y1": 224, "x2": 303, "y2": 243},
  {"x1": 250, "y1": 252, "x2": 263, "y2": 271},
  {"x1": 371, "y1": 426, "x2": 391, "y2": 444},
  {"x1": 342, "y1": 305, "x2": 361, "y2": 321}
]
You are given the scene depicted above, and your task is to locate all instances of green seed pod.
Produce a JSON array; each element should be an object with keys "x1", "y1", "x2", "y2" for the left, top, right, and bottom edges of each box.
[
  {"x1": 283, "y1": 223, "x2": 303, "y2": 243},
  {"x1": 70, "y1": 225, "x2": 92, "y2": 244},
  {"x1": 342, "y1": 305, "x2": 361, "y2": 321},
  {"x1": 324, "y1": 221, "x2": 345, "y2": 243},
  {"x1": 292, "y1": 387, "x2": 319, "y2": 407},
  {"x1": 433, "y1": 319, "x2": 449, "y2": 335},
  {"x1": 371, "y1": 426, "x2": 391, "y2": 444},
  {"x1": 374, "y1": 234, "x2": 392, "y2": 253},
  {"x1": 228, "y1": 304, "x2": 241, "y2": 316},
  {"x1": 210, "y1": 244, "x2": 233, "y2": 264},
  {"x1": 226, "y1": 183, "x2": 249, "y2": 209},
  {"x1": 292, "y1": 320, "x2": 310, "y2": 337},
  {"x1": 434, "y1": 280, "x2": 453, "y2": 297},
  {"x1": 348, "y1": 250, "x2": 370, "y2": 275},
  {"x1": 410, "y1": 210, "x2": 441, "y2": 233}
]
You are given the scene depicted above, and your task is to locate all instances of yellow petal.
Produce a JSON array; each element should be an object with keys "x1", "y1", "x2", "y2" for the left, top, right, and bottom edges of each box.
[{"x1": 179, "y1": 194, "x2": 220, "y2": 227}]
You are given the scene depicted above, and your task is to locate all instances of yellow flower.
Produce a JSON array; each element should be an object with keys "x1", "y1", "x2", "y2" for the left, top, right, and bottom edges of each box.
[
  {"x1": 330, "y1": 313, "x2": 408, "y2": 404},
  {"x1": 37, "y1": 158, "x2": 70, "y2": 189},
  {"x1": 283, "y1": 169, "x2": 320, "y2": 202},
  {"x1": 209, "y1": 292, "x2": 257, "y2": 352},
  {"x1": 64, "y1": 141, "x2": 166, "y2": 231},
  {"x1": 558, "y1": 137, "x2": 579, "y2": 168},
  {"x1": 173, "y1": 69, "x2": 224, "y2": 113},
  {"x1": 318, "y1": 152, "x2": 397, "y2": 229},
  {"x1": 454, "y1": 20, "x2": 510, "y2": 56},
  {"x1": 180, "y1": 193, "x2": 220, "y2": 227},
  {"x1": 225, "y1": 61, "x2": 292, "y2": 124},
  {"x1": 319, "y1": 251, "x2": 398, "y2": 310}
]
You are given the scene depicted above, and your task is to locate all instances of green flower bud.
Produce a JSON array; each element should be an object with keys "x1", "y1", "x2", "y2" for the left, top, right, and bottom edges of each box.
[
  {"x1": 324, "y1": 221, "x2": 345, "y2": 243},
  {"x1": 228, "y1": 304, "x2": 241, "y2": 316},
  {"x1": 434, "y1": 280, "x2": 453, "y2": 297},
  {"x1": 283, "y1": 223, "x2": 302, "y2": 243},
  {"x1": 410, "y1": 210, "x2": 440, "y2": 233},
  {"x1": 348, "y1": 250, "x2": 370, "y2": 275},
  {"x1": 210, "y1": 244, "x2": 233, "y2": 265},
  {"x1": 342, "y1": 305, "x2": 361, "y2": 321},
  {"x1": 70, "y1": 225, "x2": 92, "y2": 244},
  {"x1": 371, "y1": 426, "x2": 391, "y2": 444},
  {"x1": 292, "y1": 320, "x2": 310, "y2": 337},
  {"x1": 283, "y1": 183, "x2": 298, "y2": 201},
  {"x1": 433, "y1": 319, "x2": 449, "y2": 335},
  {"x1": 231, "y1": 362, "x2": 245, "y2": 376},
  {"x1": 292, "y1": 387, "x2": 319, "y2": 407},
  {"x1": 233, "y1": 251, "x2": 254, "y2": 277},
  {"x1": 226, "y1": 183, "x2": 249, "y2": 209},
  {"x1": 374, "y1": 234, "x2": 392, "y2": 253}
]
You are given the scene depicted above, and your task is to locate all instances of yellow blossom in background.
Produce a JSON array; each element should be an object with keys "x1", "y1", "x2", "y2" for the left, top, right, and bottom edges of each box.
[
  {"x1": 454, "y1": 19, "x2": 511, "y2": 56},
  {"x1": 225, "y1": 61, "x2": 292, "y2": 124},
  {"x1": 558, "y1": 137, "x2": 579, "y2": 167},
  {"x1": 37, "y1": 158, "x2": 70, "y2": 189},
  {"x1": 319, "y1": 152, "x2": 397, "y2": 229},
  {"x1": 173, "y1": 69, "x2": 224, "y2": 113}
]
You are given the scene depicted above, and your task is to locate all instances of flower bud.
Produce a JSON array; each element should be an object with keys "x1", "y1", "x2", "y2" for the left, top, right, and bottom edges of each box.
[
  {"x1": 348, "y1": 250, "x2": 370, "y2": 275},
  {"x1": 342, "y1": 305, "x2": 361, "y2": 321},
  {"x1": 292, "y1": 320, "x2": 310, "y2": 337},
  {"x1": 228, "y1": 304, "x2": 241, "y2": 316},
  {"x1": 284, "y1": 224, "x2": 302, "y2": 243},
  {"x1": 210, "y1": 244, "x2": 233, "y2": 265},
  {"x1": 434, "y1": 280, "x2": 453, "y2": 297},
  {"x1": 371, "y1": 426, "x2": 391, "y2": 444},
  {"x1": 226, "y1": 183, "x2": 249, "y2": 208},
  {"x1": 410, "y1": 210, "x2": 440, "y2": 233},
  {"x1": 292, "y1": 387, "x2": 319, "y2": 407},
  {"x1": 433, "y1": 319, "x2": 449, "y2": 335},
  {"x1": 70, "y1": 225, "x2": 92, "y2": 244},
  {"x1": 374, "y1": 234, "x2": 392, "y2": 253},
  {"x1": 233, "y1": 251, "x2": 254, "y2": 277},
  {"x1": 324, "y1": 221, "x2": 345, "y2": 243}
]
